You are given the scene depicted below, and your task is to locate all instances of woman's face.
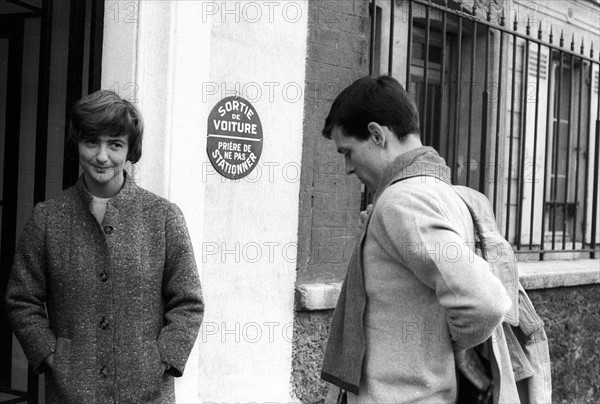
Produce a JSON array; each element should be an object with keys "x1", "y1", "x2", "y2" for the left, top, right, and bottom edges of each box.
[{"x1": 78, "y1": 134, "x2": 129, "y2": 198}]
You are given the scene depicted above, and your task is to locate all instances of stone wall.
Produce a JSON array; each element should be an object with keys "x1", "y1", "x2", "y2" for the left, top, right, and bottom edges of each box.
[{"x1": 292, "y1": 284, "x2": 600, "y2": 403}]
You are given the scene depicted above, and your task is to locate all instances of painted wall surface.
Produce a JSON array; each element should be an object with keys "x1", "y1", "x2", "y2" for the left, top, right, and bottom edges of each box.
[
  {"x1": 102, "y1": 1, "x2": 308, "y2": 402},
  {"x1": 199, "y1": 1, "x2": 307, "y2": 401}
]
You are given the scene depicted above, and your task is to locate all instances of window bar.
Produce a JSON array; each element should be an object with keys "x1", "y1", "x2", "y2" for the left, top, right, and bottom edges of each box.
[
  {"x1": 427, "y1": 89, "x2": 436, "y2": 146},
  {"x1": 422, "y1": 3, "x2": 431, "y2": 144},
  {"x1": 405, "y1": 0, "x2": 413, "y2": 87},
  {"x1": 572, "y1": 39, "x2": 585, "y2": 251},
  {"x1": 581, "y1": 44, "x2": 594, "y2": 254},
  {"x1": 540, "y1": 28, "x2": 555, "y2": 259},
  {"x1": 62, "y1": 0, "x2": 87, "y2": 188},
  {"x1": 27, "y1": 366, "x2": 38, "y2": 403},
  {"x1": 516, "y1": 19, "x2": 531, "y2": 250},
  {"x1": 591, "y1": 58, "x2": 600, "y2": 259},
  {"x1": 441, "y1": 1, "x2": 448, "y2": 157},
  {"x1": 505, "y1": 16, "x2": 519, "y2": 243},
  {"x1": 0, "y1": 18, "x2": 24, "y2": 393},
  {"x1": 478, "y1": 7, "x2": 491, "y2": 194},
  {"x1": 551, "y1": 32, "x2": 566, "y2": 250},
  {"x1": 388, "y1": 0, "x2": 395, "y2": 76},
  {"x1": 369, "y1": 0, "x2": 377, "y2": 76},
  {"x1": 466, "y1": 7, "x2": 477, "y2": 188},
  {"x1": 493, "y1": 11, "x2": 506, "y2": 215},
  {"x1": 33, "y1": 0, "x2": 53, "y2": 204},
  {"x1": 452, "y1": 16, "x2": 463, "y2": 184},
  {"x1": 529, "y1": 23, "x2": 543, "y2": 250},
  {"x1": 562, "y1": 37, "x2": 576, "y2": 250},
  {"x1": 363, "y1": 0, "x2": 378, "y2": 211}
]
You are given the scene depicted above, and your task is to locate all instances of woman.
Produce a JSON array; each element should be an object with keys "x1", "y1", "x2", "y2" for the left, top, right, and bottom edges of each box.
[{"x1": 5, "y1": 90, "x2": 204, "y2": 403}]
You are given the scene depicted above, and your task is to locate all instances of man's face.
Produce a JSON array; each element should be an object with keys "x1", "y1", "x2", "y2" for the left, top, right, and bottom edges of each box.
[{"x1": 331, "y1": 125, "x2": 382, "y2": 191}]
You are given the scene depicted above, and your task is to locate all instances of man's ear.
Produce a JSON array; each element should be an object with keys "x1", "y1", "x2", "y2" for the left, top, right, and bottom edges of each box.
[{"x1": 367, "y1": 122, "x2": 386, "y2": 147}]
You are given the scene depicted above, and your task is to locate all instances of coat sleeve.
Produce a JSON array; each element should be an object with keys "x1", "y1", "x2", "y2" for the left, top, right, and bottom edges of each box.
[
  {"x1": 5, "y1": 204, "x2": 57, "y2": 373},
  {"x1": 374, "y1": 187, "x2": 511, "y2": 350},
  {"x1": 156, "y1": 204, "x2": 204, "y2": 377}
]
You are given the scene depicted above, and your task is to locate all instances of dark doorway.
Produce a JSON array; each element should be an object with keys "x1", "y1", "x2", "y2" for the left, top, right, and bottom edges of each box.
[
  {"x1": 0, "y1": 1, "x2": 104, "y2": 402},
  {"x1": 0, "y1": 14, "x2": 25, "y2": 398}
]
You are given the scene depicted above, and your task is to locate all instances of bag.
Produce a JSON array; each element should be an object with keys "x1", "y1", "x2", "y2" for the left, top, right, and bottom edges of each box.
[
  {"x1": 456, "y1": 347, "x2": 494, "y2": 404},
  {"x1": 457, "y1": 371, "x2": 493, "y2": 403}
]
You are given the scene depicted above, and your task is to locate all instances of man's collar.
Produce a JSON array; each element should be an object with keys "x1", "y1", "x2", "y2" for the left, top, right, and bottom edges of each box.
[{"x1": 372, "y1": 146, "x2": 451, "y2": 204}]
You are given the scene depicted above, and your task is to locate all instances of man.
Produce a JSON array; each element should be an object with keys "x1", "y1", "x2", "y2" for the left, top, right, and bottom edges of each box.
[{"x1": 320, "y1": 75, "x2": 511, "y2": 403}]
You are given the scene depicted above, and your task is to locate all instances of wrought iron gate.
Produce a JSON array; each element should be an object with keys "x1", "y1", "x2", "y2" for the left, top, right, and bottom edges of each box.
[{"x1": 368, "y1": 0, "x2": 599, "y2": 260}]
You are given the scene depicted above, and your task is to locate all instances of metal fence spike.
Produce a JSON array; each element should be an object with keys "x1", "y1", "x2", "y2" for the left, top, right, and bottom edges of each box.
[{"x1": 560, "y1": 30, "x2": 564, "y2": 47}]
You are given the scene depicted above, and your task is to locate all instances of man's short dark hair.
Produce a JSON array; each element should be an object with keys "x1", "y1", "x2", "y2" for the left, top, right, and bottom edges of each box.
[
  {"x1": 322, "y1": 75, "x2": 420, "y2": 141},
  {"x1": 69, "y1": 90, "x2": 144, "y2": 164}
]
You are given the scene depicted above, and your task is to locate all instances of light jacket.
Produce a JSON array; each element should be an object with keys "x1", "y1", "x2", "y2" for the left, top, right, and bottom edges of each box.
[
  {"x1": 322, "y1": 147, "x2": 551, "y2": 403},
  {"x1": 455, "y1": 186, "x2": 552, "y2": 404},
  {"x1": 321, "y1": 147, "x2": 511, "y2": 400},
  {"x1": 5, "y1": 174, "x2": 204, "y2": 404}
]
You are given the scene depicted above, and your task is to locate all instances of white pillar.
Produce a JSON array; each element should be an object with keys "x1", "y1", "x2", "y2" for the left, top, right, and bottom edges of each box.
[
  {"x1": 101, "y1": 0, "x2": 211, "y2": 401},
  {"x1": 101, "y1": 1, "x2": 307, "y2": 402},
  {"x1": 198, "y1": 1, "x2": 307, "y2": 401}
]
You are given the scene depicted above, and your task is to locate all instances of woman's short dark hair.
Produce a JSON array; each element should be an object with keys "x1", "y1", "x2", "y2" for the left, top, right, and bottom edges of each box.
[
  {"x1": 322, "y1": 75, "x2": 420, "y2": 141},
  {"x1": 69, "y1": 90, "x2": 144, "y2": 164}
]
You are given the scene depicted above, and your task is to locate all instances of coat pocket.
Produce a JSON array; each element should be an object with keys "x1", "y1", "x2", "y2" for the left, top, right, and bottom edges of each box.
[
  {"x1": 139, "y1": 339, "x2": 167, "y2": 401},
  {"x1": 50, "y1": 338, "x2": 72, "y2": 398},
  {"x1": 517, "y1": 286, "x2": 545, "y2": 337},
  {"x1": 504, "y1": 324, "x2": 534, "y2": 382}
]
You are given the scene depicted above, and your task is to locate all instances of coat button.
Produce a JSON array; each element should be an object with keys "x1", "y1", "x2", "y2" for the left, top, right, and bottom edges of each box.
[
  {"x1": 100, "y1": 366, "x2": 108, "y2": 378},
  {"x1": 103, "y1": 225, "x2": 114, "y2": 235},
  {"x1": 99, "y1": 317, "x2": 109, "y2": 330},
  {"x1": 99, "y1": 272, "x2": 109, "y2": 282}
]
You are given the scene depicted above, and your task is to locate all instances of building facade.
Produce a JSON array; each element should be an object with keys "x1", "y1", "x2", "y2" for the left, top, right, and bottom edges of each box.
[
  {"x1": 294, "y1": 1, "x2": 600, "y2": 402},
  {"x1": 0, "y1": 0, "x2": 599, "y2": 403}
]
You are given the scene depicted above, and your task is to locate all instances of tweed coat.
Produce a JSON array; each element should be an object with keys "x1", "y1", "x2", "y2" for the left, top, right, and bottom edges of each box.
[{"x1": 5, "y1": 174, "x2": 204, "y2": 404}]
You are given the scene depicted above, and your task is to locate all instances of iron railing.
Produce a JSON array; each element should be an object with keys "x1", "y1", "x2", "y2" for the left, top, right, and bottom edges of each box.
[{"x1": 367, "y1": 0, "x2": 600, "y2": 260}]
